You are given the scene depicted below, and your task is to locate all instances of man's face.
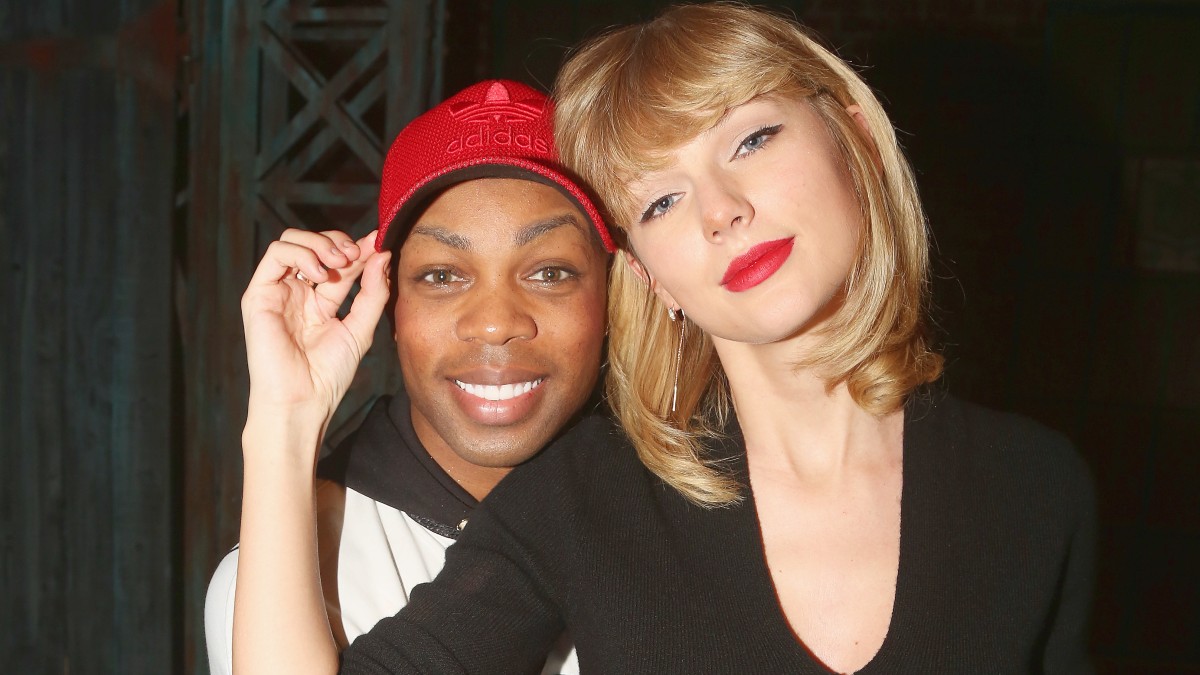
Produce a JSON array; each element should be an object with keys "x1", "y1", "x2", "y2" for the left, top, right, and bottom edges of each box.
[{"x1": 393, "y1": 177, "x2": 608, "y2": 488}]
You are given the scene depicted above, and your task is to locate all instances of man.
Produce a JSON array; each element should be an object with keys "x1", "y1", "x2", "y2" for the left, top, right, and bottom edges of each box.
[{"x1": 205, "y1": 80, "x2": 614, "y2": 675}]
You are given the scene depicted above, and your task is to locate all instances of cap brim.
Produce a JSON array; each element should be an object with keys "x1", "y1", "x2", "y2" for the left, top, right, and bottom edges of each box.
[{"x1": 377, "y1": 157, "x2": 614, "y2": 253}]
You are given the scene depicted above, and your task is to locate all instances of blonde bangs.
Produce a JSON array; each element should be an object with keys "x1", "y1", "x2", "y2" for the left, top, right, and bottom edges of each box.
[{"x1": 556, "y1": 5, "x2": 812, "y2": 226}]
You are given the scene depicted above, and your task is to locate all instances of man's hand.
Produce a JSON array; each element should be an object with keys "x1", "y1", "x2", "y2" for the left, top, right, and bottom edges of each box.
[
  {"x1": 234, "y1": 229, "x2": 387, "y2": 675},
  {"x1": 240, "y1": 228, "x2": 392, "y2": 422}
]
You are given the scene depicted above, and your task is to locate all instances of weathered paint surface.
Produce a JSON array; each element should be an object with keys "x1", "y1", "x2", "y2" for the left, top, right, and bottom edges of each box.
[{"x1": 1, "y1": 0, "x2": 179, "y2": 672}]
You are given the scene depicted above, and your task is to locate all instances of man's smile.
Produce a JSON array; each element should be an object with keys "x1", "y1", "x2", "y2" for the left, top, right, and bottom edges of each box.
[{"x1": 453, "y1": 378, "x2": 544, "y2": 402}]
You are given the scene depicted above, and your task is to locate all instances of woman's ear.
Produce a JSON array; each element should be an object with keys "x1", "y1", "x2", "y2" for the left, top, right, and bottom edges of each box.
[
  {"x1": 622, "y1": 250, "x2": 652, "y2": 285},
  {"x1": 622, "y1": 250, "x2": 681, "y2": 313},
  {"x1": 846, "y1": 104, "x2": 882, "y2": 170},
  {"x1": 846, "y1": 104, "x2": 871, "y2": 136}
]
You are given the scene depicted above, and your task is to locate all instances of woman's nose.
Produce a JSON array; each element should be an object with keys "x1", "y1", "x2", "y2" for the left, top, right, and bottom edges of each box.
[{"x1": 699, "y1": 179, "x2": 753, "y2": 242}]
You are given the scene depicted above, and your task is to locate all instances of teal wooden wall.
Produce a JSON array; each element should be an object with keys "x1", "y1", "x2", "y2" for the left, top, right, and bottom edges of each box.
[{"x1": 1, "y1": 1, "x2": 179, "y2": 671}]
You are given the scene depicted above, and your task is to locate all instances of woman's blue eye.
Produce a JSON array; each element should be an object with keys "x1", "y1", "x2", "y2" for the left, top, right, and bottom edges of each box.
[
  {"x1": 735, "y1": 124, "x2": 782, "y2": 158},
  {"x1": 741, "y1": 134, "x2": 767, "y2": 152},
  {"x1": 640, "y1": 194, "x2": 679, "y2": 222}
]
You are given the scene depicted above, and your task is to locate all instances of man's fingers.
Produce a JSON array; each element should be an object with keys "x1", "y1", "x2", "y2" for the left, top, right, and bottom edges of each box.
[
  {"x1": 248, "y1": 240, "x2": 330, "y2": 287},
  {"x1": 341, "y1": 250, "x2": 392, "y2": 349},
  {"x1": 279, "y1": 228, "x2": 360, "y2": 273},
  {"x1": 244, "y1": 230, "x2": 384, "y2": 319},
  {"x1": 316, "y1": 229, "x2": 364, "y2": 263},
  {"x1": 307, "y1": 230, "x2": 381, "y2": 297}
]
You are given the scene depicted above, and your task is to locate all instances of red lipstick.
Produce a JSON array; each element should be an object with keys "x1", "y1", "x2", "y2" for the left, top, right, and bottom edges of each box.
[{"x1": 720, "y1": 237, "x2": 795, "y2": 292}]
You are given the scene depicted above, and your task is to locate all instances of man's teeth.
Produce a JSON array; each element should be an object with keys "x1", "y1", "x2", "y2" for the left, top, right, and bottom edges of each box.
[{"x1": 454, "y1": 379, "x2": 543, "y2": 401}]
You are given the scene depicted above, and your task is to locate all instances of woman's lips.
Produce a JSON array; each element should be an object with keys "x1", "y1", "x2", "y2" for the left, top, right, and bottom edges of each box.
[{"x1": 720, "y1": 237, "x2": 795, "y2": 292}]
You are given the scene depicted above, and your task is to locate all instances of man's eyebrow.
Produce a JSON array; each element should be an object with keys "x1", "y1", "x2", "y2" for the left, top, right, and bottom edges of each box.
[
  {"x1": 515, "y1": 213, "x2": 585, "y2": 248},
  {"x1": 410, "y1": 225, "x2": 472, "y2": 251}
]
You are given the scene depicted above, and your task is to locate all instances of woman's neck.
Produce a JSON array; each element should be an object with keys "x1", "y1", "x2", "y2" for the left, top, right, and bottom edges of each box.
[{"x1": 715, "y1": 336, "x2": 902, "y2": 483}]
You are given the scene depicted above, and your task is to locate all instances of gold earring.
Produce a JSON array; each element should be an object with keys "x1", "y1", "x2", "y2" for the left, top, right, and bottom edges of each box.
[{"x1": 671, "y1": 308, "x2": 686, "y2": 413}]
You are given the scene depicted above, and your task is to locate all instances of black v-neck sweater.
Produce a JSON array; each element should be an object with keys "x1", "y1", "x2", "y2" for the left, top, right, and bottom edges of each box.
[{"x1": 341, "y1": 392, "x2": 1096, "y2": 674}]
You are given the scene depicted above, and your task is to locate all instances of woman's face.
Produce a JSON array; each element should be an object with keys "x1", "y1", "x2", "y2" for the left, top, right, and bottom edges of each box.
[{"x1": 626, "y1": 95, "x2": 864, "y2": 347}]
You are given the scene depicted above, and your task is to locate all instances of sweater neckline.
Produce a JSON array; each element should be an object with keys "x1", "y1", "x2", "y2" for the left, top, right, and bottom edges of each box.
[{"x1": 728, "y1": 391, "x2": 948, "y2": 673}]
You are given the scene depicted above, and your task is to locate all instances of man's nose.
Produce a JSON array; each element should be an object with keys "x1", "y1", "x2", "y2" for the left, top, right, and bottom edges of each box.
[{"x1": 455, "y1": 280, "x2": 537, "y2": 345}]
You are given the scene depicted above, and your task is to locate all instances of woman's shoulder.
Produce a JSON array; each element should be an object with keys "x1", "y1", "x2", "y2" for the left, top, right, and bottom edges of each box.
[
  {"x1": 485, "y1": 411, "x2": 645, "y2": 506},
  {"x1": 908, "y1": 390, "x2": 1095, "y2": 508},
  {"x1": 538, "y1": 411, "x2": 638, "y2": 473}
]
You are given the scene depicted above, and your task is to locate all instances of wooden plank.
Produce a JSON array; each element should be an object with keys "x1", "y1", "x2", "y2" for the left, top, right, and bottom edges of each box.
[
  {"x1": 0, "y1": 1, "x2": 180, "y2": 670},
  {"x1": 61, "y1": 67, "x2": 118, "y2": 673},
  {"x1": 2, "y1": 64, "x2": 70, "y2": 675},
  {"x1": 178, "y1": 0, "x2": 238, "y2": 667},
  {"x1": 0, "y1": 67, "x2": 15, "y2": 670},
  {"x1": 109, "y1": 4, "x2": 178, "y2": 665}
]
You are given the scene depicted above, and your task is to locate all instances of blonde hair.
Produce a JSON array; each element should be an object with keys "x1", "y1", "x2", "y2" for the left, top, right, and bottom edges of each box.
[{"x1": 555, "y1": 2, "x2": 943, "y2": 506}]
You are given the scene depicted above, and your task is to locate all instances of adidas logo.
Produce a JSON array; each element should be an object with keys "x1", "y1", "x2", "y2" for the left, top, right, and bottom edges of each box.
[
  {"x1": 445, "y1": 81, "x2": 550, "y2": 154},
  {"x1": 446, "y1": 125, "x2": 550, "y2": 154},
  {"x1": 448, "y1": 81, "x2": 543, "y2": 124}
]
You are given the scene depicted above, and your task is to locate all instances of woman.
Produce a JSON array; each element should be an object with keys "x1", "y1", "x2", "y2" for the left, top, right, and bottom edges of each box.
[
  {"x1": 544, "y1": 3, "x2": 1096, "y2": 671},
  {"x1": 248, "y1": 4, "x2": 1096, "y2": 673}
]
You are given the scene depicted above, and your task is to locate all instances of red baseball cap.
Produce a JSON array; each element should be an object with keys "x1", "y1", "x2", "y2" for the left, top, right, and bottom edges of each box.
[{"x1": 376, "y1": 80, "x2": 614, "y2": 253}]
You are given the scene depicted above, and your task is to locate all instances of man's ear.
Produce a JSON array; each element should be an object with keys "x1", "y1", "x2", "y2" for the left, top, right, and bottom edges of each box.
[{"x1": 622, "y1": 250, "x2": 680, "y2": 313}]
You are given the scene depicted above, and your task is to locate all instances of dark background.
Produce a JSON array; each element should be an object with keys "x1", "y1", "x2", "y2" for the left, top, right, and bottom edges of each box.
[{"x1": 3, "y1": 0, "x2": 1198, "y2": 673}]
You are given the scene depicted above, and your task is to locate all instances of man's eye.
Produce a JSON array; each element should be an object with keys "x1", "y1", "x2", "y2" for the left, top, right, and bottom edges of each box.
[
  {"x1": 420, "y1": 269, "x2": 463, "y2": 284},
  {"x1": 528, "y1": 267, "x2": 576, "y2": 283}
]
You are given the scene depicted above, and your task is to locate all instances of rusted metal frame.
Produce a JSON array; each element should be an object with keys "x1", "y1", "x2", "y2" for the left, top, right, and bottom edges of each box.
[
  {"x1": 259, "y1": 3, "x2": 291, "y2": 189},
  {"x1": 260, "y1": 0, "x2": 310, "y2": 28},
  {"x1": 285, "y1": 182, "x2": 378, "y2": 204},
  {"x1": 281, "y1": 7, "x2": 389, "y2": 24},
  {"x1": 285, "y1": 70, "x2": 386, "y2": 181},
  {"x1": 258, "y1": 15, "x2": 384, "y2": 146},
  {"x1": 289, "y1": 26, "x2": 383, "y2": 41},
  {"x1": 254, "y1": 39, "x2": 386, "y2": 236},
  {"x1": 254, "y1": 21, "x2": 386, "y2": 179},
  {"x1": 254, "y1": 192, "x2": 307, "y2": 236},
  {"x1": 253, "y1": 23, "x2": 328, "y2": 178}
]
